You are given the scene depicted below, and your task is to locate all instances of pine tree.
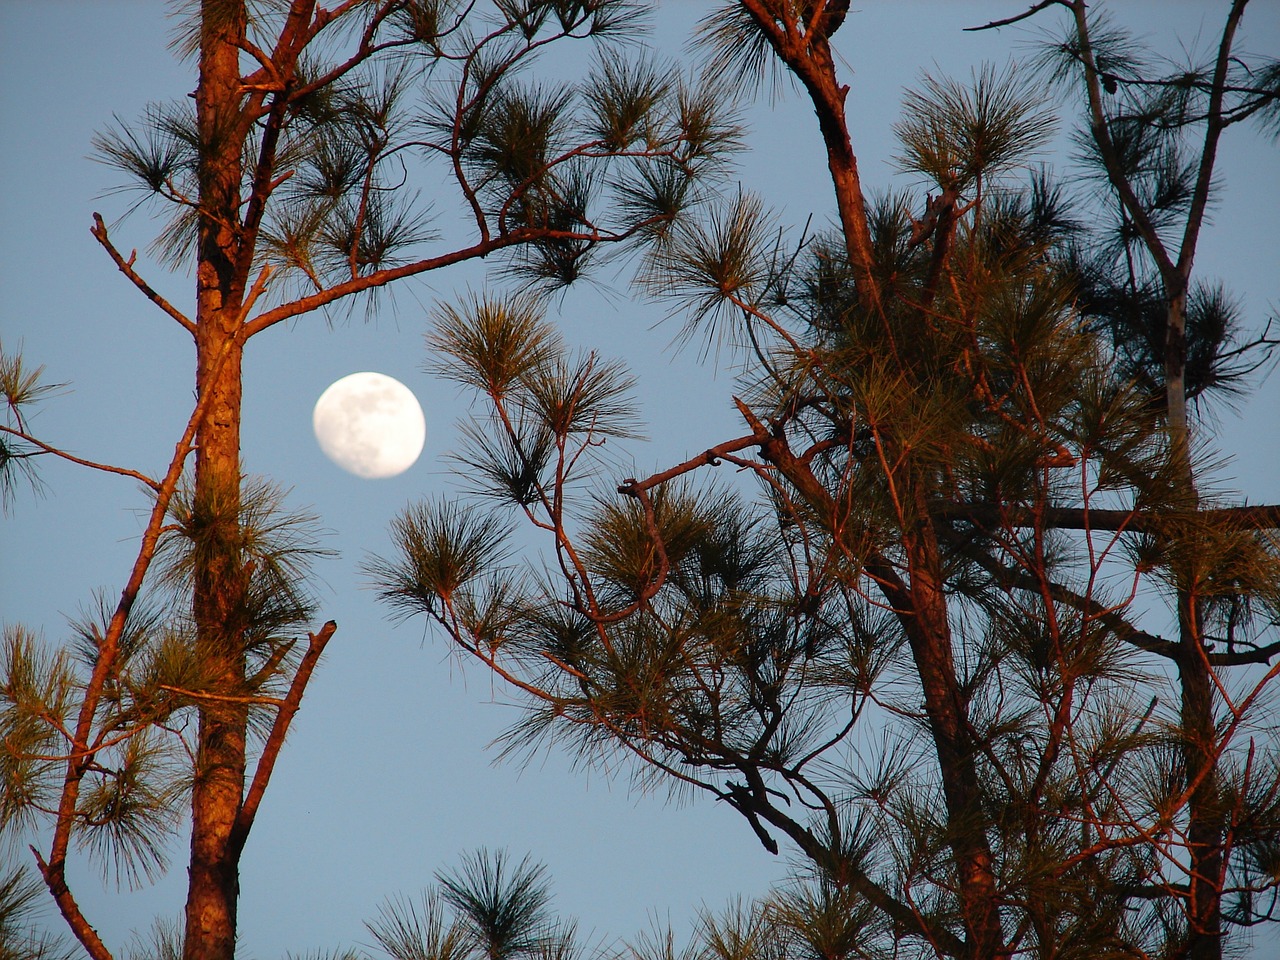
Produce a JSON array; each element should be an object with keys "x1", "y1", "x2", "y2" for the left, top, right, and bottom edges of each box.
[
  {"x1": 371, "y1": 3, "x2": 1280, "y2": 958},
  {"x1": 0, "y1": 4, "x2": 735, "y2": 960}
]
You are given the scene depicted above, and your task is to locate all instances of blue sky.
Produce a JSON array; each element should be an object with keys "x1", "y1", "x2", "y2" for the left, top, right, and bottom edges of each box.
[{"x1": 2, "y1": 1, "x2": 1278, "y2": 956}]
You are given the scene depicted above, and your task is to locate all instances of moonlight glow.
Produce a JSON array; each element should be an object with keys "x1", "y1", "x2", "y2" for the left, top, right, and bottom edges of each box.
[{"x1": 312, "y1": 372, "x2": 425, "y2": 479}]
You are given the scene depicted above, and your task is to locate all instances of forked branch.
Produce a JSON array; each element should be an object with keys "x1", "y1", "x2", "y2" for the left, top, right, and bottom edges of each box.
[
  {"x1": 34, "y1": 337, "x2": 235, "y2": 960},
  {"x1": 90, "y1": 214, "x2": 196, "y2": 336},
  {"x1": 228, "y1": 619, "x2": 337, "y2": 860}
]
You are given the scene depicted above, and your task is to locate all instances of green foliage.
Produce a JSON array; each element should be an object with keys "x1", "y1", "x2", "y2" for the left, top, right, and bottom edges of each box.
[
  {"x1": 438, "y1": 850, "x2": 554, "y2": 960},
  {"x1": 358, "y1": 849, "x2": 989, "y2": 960},
  {"x1": 370, "y1": 500, "x2": 516, "y2": 620},
  {"x1": 642, "y1": 191, "x2": 777, "y2": 350},
  {"x1": 0, "y1": 343, "x2": 61, "y2": 510},
  {"x1": 377, "y1": 28, "x2": 1280, "y2": 957},
  {"x1": 0, "y1": 615, "x2": 185, "y2": 891},
  {"x1": 0, "y1": 628, "x2": 75, "y2": 837},
  {"x1": 695, "y1": 899, "x2": 779, "y2": 960},
  {"x1": 894, "y1": 65, "x2": 1057, "y2": 193},
  {"x1": 0, "y1": 867, "x2": 74, "y2": 960},
  {"x1": 426, "y1": 291, "x2": 642, "y2": 502},
  {"x1": 76, "y1": 727, "x2": 183, "y2": 888},
  {"x1": 694, "y1": 4, "x2": 783, "y2": 99},
  {"x1": 1079, "y1": 269, "x2": 1277, "y2": 411},
  {"x1": 422, "y1": 294, "x2": 573, "y2": 505},
  {"x1": 16, "y1": 1, "x2": 1280, "y2": 957},
  {"x1": 365, "y1": 850, "x2": 571, "y2": 960},
  {"x1": 1034, "y1": 3, "x2": 1280, "y2": 422},
  {"x1": 1, "y1": 475, "x2": 332, "y2": 891},
  {"x1": 155, "y1": 474, "x2": 330, "y2": 655},
  {"x1": 367, "y1": 890, "x2": 470, "y2": 960},
  {"x1": 583, "y1": 57, "x2": 671, "y2": 152},
  {"x1": 768, "y1": 877, "x2": 883, "y2": 960},
  {"x1": 0, "y1": 345, "x2": 60, "y2": 414}
]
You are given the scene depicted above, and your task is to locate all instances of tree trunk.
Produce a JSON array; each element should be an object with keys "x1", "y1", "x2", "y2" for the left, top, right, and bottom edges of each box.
[
  {"x1": 737, "y1": 2, "x2": 883, "y2": 317},
  {"x1": 1168, "y1": 237, "x2": 1222, "y2": 960},
  {"x1": 901, "y1": 518, "x2": 1003, "y2": 960},
  {"x1": 1181, "y1": 619, "x2": 1225, "y2": 960},
  {"x1": 184, "y1": 3, "x2": 250, "y2": 958},
  {"x1": 755, "y1": 425, "x2": 1003, "y2": 959}
]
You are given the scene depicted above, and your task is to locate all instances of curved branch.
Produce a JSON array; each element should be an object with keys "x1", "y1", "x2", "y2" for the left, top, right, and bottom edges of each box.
[
  {"x1": 964, "y1": 0, "x2": 1070, "y2": 32},
  {"x1": 0, "y1": 425, "x2": 160, "y2": 490},
  {"x1": 90, "y1": 214, "x2": 196, "y2": 336},
  {"x1": 242, "y1": 218, "x2": 666, "y2": 338},
  {"x1": 618, "y1": 430, "x2": 763, "y2": 495}
]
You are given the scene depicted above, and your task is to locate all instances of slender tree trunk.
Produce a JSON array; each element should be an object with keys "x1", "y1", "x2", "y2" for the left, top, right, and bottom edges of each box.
[
  {"x1": 1065, "y1": 0, "x2": 1238, "y2": 947},
  {"x1": 185, "y1": 3, "x2": 250, "y2": 958},
  {"x1": 1181, "y1": 611, "x2": 1224, "y2": 960},
  {"x1": 1170, "y1": 283, "x2": 1222, "y2": 956},
  {"x1": 901, "y1": 517, "x2": 1003, "y2": 960},
  {"x1": 1168, "y1": 226, "x2": 1222, "y2": 960}
]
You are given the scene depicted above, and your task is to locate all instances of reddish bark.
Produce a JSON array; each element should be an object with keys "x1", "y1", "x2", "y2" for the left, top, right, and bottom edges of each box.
[{"x1": 184, "y1": 3, "x2": 251, "y2": 958}]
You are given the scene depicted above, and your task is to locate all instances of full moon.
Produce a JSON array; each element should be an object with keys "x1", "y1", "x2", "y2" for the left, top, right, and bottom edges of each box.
[{"x1": 312, "y1": 372, "x2": 425, "y2": 479}]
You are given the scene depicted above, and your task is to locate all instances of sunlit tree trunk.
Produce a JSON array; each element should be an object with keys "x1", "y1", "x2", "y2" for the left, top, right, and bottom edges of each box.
[
  {"x1": 902, "y1": 525, "x2": 1002, "y2": 960},
  {"x1": 185, "y1": 3, "x2": 250, "y2": 958}
]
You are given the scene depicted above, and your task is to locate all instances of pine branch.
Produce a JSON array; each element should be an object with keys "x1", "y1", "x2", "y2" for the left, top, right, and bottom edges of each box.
[
  {"x1": 243, "y1": 219, "x2": 669, "y2": 337},
  {"x1": 227, "y1": 620, "x2": 336, "y2": 861},
  {"x1": 932, "y1": 500, "x2": 1280, "y2": 533},
  {"x1": 0, "y1": 425, "x2": 160, "y2": 490}
]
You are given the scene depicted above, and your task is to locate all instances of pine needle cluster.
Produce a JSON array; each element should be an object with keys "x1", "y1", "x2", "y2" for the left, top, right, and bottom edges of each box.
[{"x1": 370, "y1": 4, "x2": 1280, "y2": 956}]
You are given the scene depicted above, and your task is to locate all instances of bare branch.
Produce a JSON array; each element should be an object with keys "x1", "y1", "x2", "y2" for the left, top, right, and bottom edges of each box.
[
  {"x1": 933, "y1": 500, "x2": 1280, "y2": 533},
  {"x1": 90, "y1": 214, "x2": 196, "y2": 335},
  {"x1": 0, "y1": 425, "x2": 160, "y2": 490},
  {"x1": 964, "y1": 0, "x2": 1069, "y2": 32},
  {"x1": 31, "y1": 846, "x2": 114, "y2": 960},
  {"x1": 227, "y1": 620, "x2": 336, "y2": 861},
  {"x1": 618, "y1": 431, "x2": 764, "y2": 495}
]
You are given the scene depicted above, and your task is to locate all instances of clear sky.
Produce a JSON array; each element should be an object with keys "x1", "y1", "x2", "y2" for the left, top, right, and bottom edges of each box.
[{"x1": 2, "y1": 1, "x2": 1278, "y2": 957}]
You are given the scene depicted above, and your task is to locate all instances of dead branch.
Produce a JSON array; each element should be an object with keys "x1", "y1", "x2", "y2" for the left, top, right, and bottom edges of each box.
[
  {"x1": 933, "y1": 501, "x2": 1280, "y2": 533},
  {"x1": 90, "y1": 214, "x2": 196, "y2": 336},
  {"x1": 0, "y1": 425, "x2": 160, "y2": 490},
  {"x1": 227, "y1": 620, "x2": 336, "y2": 860}
]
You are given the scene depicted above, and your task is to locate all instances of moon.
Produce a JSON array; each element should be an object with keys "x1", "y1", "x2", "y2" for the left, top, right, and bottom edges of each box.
[{"x1": 312, "y1": 372, "x2": 425, "y2": 479}]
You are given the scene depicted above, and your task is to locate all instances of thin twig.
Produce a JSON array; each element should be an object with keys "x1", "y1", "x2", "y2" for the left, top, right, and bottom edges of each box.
[
  {"x1": 90, "y1": 214, "x2": 196, "y2": 335},
  {"x1": 0, "y1": 425, "x2": 160, "y2": 490},
  {"x1": 964, "y1": 0, "x2": 1067, "y2": 32}
]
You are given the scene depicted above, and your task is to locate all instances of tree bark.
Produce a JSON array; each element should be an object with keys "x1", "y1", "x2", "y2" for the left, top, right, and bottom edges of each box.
[
  {"x1": 738, "y1": 1, "x2": 883, "y2": 317},
  {"x1": 750, "y1": 418, "x2": 1004, "y2": 959},
  {"x1": 184, "y1": 3, "x2": 250, "y2": 958},
  {"x1": 900, "y1": 517, "x2": 1002, "y2": 960}
]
